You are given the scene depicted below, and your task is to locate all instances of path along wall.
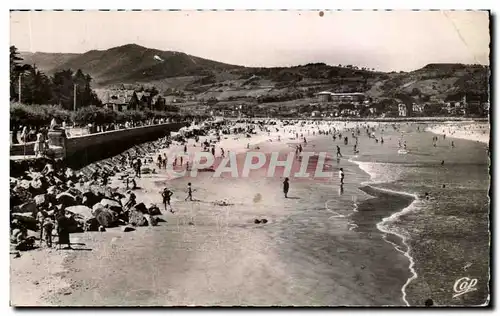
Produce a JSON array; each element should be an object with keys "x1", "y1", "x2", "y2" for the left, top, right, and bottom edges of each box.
[
  {"x1": 64, "y1": 122, "x2": 187, "y2": 168},
  {"x1": 10, "y1": 122, "x2": 187, "y2": 169}
]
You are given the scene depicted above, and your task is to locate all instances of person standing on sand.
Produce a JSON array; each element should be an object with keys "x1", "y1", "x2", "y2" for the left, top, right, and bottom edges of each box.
[
  {"x1": 36, "y1": 210, "x2": 46, "y2": 245},
  {"x1": 339, "y1": 168, "x2": 345, "y2": 184},
  {"x1": 157, "y1": 154, "x2": 163, "y2": 169},
  {"x1": 162, "y1": 188, "x2": 174, "y2": 213},
  {"x1": 221, "y1": 148, "x2": 225, "y2": 158},
  {"x1": 185, "y1": 183, "x2": 194, "y2": 201},
  {"x1": 451, "y1": 141, "x2": 455, "y2": 148},
  {"x1": 43, "y1": 216, "x2": 54, "y2": 247},
  {"x1": 211, "y1": 146, "x2": 215, "y2": 157},
  {"x1": 283, "y1": 177, "x2": 290, "y2": 198},
  {"x1": 56, "y1": 211, "x2": 72, "y2": 250},
  {"x1": 336, "y1": 145, "x2": 342, "y2": 158}
]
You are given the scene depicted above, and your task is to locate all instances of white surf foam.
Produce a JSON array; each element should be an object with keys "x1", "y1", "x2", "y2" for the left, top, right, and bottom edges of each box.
[{"x1": 349, "y1": 157, "x2": 420, "y2": 307}]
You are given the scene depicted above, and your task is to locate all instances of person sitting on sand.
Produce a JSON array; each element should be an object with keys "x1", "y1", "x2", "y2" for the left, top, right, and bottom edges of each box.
[
  {"x1": 124, "y1": 191, "x2": 137, "y2": 210},
  {"x1": 162, "y1": 188, "x2": 174, "y2": 213},
  {"x1": 283, "y1": 177, "x2": 290, "y2": 198}
]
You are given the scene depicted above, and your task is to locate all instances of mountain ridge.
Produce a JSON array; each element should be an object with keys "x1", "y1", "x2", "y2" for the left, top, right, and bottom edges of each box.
[{"x1": 18, "y1": 43, "x2": 489, "y2": 103}]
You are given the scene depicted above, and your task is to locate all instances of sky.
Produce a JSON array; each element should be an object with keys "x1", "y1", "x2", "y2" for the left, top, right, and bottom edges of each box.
[{"x1": 10, "y1": 10, "x2": 490, "y2": 72}]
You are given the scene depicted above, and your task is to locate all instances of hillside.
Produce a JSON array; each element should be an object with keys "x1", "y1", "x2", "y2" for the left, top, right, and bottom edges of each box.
[
  {"x1": 20, "y1": 44, "x2": 489, "y2": 104},
  {"x1": 19, "y1": 51, "x2": 79, "y2": 74}
]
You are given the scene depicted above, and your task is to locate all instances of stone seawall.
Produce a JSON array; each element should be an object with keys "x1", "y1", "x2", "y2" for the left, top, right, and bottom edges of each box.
[
  {"x1": 10, "y1": 122, "x2": 188, "y2": 169},
  {"x1": 65, "y1": 122, "x2": 187, "y2": 168}
]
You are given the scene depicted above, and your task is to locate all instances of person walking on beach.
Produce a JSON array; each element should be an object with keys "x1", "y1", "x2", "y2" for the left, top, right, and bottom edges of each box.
[
  {"x1": 336, "y1": 145, "x2": 342, "y2": 158},
  {"x1": 185, "y1": 183, "x2": 193, "y2": 201},
  {"x1": 184, "y1": 144, "x2": 188, "y2": 154},
  {"x1": 211, "y1": 146, "x2": 215, "y2": 157},
  {"x1": 157, "y1": 155, "x2": 163, "y2": 169},
  {"x1": 221, "y1": 148, "x2": 225, "y2": 158},
  {"x1": 339, "y1": 168, "x2": 345, "y2": 184},
  {"x1": 283, "y1": 177, "x2": 290, "y2": 198},
  {"x1": 162, "y1": 188, "x2": 174, "y2": 213},
  {"x1": 451, "y1": 141, "x2": 455, "y2": 148}
]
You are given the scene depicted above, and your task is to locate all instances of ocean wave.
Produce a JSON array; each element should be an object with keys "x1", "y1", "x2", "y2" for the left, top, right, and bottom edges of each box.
[{"x1": 349, "y1": 156, "x2": 420, "y2": 307}]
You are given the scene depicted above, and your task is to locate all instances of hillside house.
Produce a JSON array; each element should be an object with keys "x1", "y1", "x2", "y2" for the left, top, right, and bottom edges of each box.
[
  {"x1": 398, "y1": 104, "x2": 408, "y2": 117},
  {"x1": 136, "y1": 92, "x2": 152, "y2": 109},
  {"x1": 95, "y1": 89, "x2": 139, "y2": 111},
  {"x1": 317, "y1": 92, "x2": 366, "y2": 104},
  {"x1": 152, "y1": 95, "x2": 166, "y2": 111},
  {"x1": 412, "y1": 103, "x2": 425, "y2": 114}
]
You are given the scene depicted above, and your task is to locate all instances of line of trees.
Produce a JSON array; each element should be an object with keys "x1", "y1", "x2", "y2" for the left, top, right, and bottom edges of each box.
[{"x1": 10, "y1": 45, "x2": 101, "y2": 109}]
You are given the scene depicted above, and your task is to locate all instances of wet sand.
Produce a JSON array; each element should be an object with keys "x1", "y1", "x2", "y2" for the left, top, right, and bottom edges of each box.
[{"x1": 10, "y1": 120, "x2": 489, "y2": 306}]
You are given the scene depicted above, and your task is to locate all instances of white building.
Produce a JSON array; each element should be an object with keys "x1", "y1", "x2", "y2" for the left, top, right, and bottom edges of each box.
[{"x1": 398, "y1": 104, "x2": 408, "y2": 117}]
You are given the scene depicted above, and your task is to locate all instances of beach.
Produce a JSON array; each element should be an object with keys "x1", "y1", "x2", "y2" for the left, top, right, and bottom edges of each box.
[{"x1": 10, "y1": 119, "x2": 490, "y2": 306}]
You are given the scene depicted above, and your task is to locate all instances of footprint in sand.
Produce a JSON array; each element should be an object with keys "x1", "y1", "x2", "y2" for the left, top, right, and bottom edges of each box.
[{"x1": 253, "y1": 193, "x2": 262, "y2": 203}]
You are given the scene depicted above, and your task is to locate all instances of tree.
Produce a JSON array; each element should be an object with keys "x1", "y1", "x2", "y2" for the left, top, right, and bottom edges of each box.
[
  {"x1": 10, "y1": 46, "x2": 30, "y2": 101},
  {"x1": 51, "y1": 69, "x2": 74, "y2": 109},
  {"x1": 20, "y1": 65, "x2": 52, "y2": 105}
]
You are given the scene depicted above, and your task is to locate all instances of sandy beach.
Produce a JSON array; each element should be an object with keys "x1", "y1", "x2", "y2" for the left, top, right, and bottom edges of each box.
[
  {"x1": 426, "y1": 122, "x2": 490, "y2": 144},
  {"x1": 10, "y1": 119, "x2": 490, "y2": 306}
]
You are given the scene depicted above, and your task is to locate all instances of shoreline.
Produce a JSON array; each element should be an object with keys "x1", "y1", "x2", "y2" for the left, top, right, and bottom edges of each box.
[
  {"x1": 425, "y1": 123, "x2": 490, "y2": 145},
  {"x1": 350, "y1": 157, "x2": 419, "y2": 306}
]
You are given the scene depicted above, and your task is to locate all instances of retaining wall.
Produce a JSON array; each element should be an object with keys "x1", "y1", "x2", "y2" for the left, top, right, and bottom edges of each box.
[
  {"x1": 10, "y1": 122, "x2": 188, "y2": 169},
  {"x1": 65, "y1": 122, "x2": 187, "y2": 168}
]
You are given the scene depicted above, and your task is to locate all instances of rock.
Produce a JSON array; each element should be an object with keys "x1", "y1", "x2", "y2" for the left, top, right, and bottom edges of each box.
[
  {"x1": 122, "y1": 226, "x2": 135, "y2": 232},
  {"x1": 10, "y1": 177, "x2": 18, "y2": 188},
  {"x1": 133, "y1": 202, "x2": 148, "y2": 214},
  {"x1": 128, "y1": 209, "x2": 148, "y2": 227},
  {"x1": 144, "y1": 214, "x2": 158, "y2": 226},
  {"x1": 84, "y1": 218, "x2": 99, "y2": 232},
  {"x1": 30, "y1": 178, "x2": 45, "y2": 193},
  {"x1": 56, "y1": 192, "x2": 76, "y2": 207},
  {"x1": 254, "y1": 219, "x2": 261, "y2": 224},
  {"x1": 11, "y1": 186, "x2": 33, "y2": 205},
  {"x1": 147, "y1": 204, "x2": 162, "y2": 216},
  {"x1": 19, "y1": 180, "x2": 31, "y2": 190},
  {"x1": 92, "y1": 203, "x2": 105, "y2": 215},
  {"x1": 34, "y1": 194, "x2": 47, "y2": 207},
  {"x1": 100, "y1": 199, "x2": 122, "y2": 213},
  {"x1": 11, "y1": 212, "x2": 38, "y2": 231},
  {"x1": 66, "y1": 205, "x2": 93, "y2": 221},
  {"x1": 261, "y1": 219, "x2": 268, "y2": 224},
  {"x1": 95, "y1": 209, "x2": 118, "y2": 228},
  {"x1": 47, "y1": 186, "x2": 58, "y2": 195},
  {"x1": 19, "y1": 201, "x2": 37, "y2": 215}
]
